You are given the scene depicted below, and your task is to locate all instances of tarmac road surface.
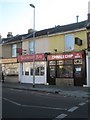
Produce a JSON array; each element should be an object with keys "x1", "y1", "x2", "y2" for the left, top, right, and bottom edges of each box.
[{"x1": 2, "y1": 87, "x2": 89, "y2": 119}]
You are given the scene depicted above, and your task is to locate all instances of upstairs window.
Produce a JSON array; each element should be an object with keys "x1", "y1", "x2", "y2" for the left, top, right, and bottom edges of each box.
[
  {"x1": 65, "y1": 34, "x2": 74, "y2": 51},
  {"x1": 12, "y1": 44, "x2": 17, "y2": 57},
  {"x1": 29, "y1": 41, "x2": 33, "y2": 54}
]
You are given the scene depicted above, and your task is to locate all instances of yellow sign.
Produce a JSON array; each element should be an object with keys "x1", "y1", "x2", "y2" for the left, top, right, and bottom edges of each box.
[{"x1": 0, "y1": 58, "x2": 17, "y2": 64}]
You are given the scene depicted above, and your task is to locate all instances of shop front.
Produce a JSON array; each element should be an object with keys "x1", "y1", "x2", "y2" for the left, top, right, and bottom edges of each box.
[
  {"x1": 18, "y1": 53, "x2": 47, "y2": 84},
  {"x1": 47, "y1": 51, "x2": 86, "y2": 86},
  {"x1": 0, "y1": 58, "x2": 18, "y2": 82}
]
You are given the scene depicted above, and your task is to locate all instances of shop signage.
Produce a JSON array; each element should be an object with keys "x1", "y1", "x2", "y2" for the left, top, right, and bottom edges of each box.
[
  {"x1": 0, "y1": 58, "x2": 17, "y2": 64},
  {"x1": 18, "y1": 53, "x2": 45, "y2": 62},
  {"x1": 47, "y1": 52, "x2": 82, "y2": 60},
  {"x1": 17, "y1": 48, "x2": 22, "y2": 53}
]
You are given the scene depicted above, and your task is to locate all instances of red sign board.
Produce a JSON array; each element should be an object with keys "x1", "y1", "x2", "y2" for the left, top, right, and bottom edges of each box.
[
  {"x1": 47, "y1": 52, "x2": 82, "y2": 60},
  {"x1": 18, "y1": 53, "x2": 44, "y2": 62},
  {"x1": 17, "y1": 48, "x2": 22, "y2": 53}
]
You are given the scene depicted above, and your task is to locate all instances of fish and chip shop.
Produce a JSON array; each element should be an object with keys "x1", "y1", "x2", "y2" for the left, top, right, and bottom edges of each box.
[
  {"x1": 18, "y1": 53, "x2": 47, "y2": 84},
  {"x1": 47, "y1": 51, "x2": 86, "y2": 86}
]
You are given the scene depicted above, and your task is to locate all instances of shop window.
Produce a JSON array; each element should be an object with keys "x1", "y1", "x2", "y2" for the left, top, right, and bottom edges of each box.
[
  {"x1": 74, "y1": 59, "x2": 82, "y2": 65},
  {"x1": 25, "y1": 63, "x2": 29, "y2": 75},
  {"x1": 30, "y1": 62, "x2": 44, "y2": 76},
  {"x1": 12, "y1": 44, "x2": 17, "y2": 57},
  {"x1": 4, "y1": 63, "x2": 18, "y2": 76},
  {"x1": 49, "y1": 61, "x2": 56, "y2": 65},
  {"x1": 57, "y1": 60, "x2": 64, "y2": 65},
  {"x1": 40, "y1": 66, "x2": 44, "y2": 75},
  {"x1": 22, "y1": 63, "x2": 24, "y2": 75},
  {"x1": 57, "y1": 65, "x2": 73, "y2": 78},
  {"x1": 65, "y1": 34, "x2": 74, "y2": 51}
]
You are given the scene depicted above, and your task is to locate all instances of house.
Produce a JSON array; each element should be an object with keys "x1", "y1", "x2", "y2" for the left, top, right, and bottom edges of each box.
[
  {"x1": 18, "y1": 20, "x2": 88, "y2": 86},
  {"x1": 0, "y1": 32, "x2": 28, "y2": 82}
]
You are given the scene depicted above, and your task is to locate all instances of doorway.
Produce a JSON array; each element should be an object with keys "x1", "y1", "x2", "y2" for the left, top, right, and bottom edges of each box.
[
  {"x1": 48, "y1": 61, "x2": 56, "y2": 85},
  {"x1": 74, "y1": 65, "x2": 83, "y2": 86}
]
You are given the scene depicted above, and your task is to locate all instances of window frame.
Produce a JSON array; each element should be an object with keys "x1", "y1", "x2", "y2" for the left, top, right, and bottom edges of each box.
[{"x1": 12, "y1": 44, "x2": 17, "y2": 57}]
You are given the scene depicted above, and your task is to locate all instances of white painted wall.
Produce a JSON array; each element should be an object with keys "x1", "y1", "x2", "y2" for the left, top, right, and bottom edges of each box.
[
  {"x1": 22, "y1": 37, "x2": 49, "y2": 54},
  {"x1": 35, "y1": 37, "x2": 49, "y2": 53},
  {"x1": 86, "y1": 52, "x2": 90, "y2": 87}
]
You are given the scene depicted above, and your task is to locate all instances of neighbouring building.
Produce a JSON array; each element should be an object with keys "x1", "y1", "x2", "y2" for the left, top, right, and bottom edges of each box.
[{"x1": 0, "y1": 33, "x2": 27, "y2": 82}]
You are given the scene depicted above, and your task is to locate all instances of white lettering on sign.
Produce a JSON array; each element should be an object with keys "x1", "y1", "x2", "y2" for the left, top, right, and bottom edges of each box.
[
  {"x1": 65, "y1": 54, "x2": 73, "y2": 58},
  {"x1": 74, "y1": 53, "x2": 81, "y2": 58}
]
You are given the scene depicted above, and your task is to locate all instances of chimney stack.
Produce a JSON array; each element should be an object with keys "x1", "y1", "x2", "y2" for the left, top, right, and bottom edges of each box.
[
  {"x1": 7, "y1": 32, "x2": 13, "y2": 38},
  {"x1": 28, "y1": 29, "x2": 33, "y2": 33},
  {"x1": 76, "y1": 15, "x2": 79, "y2": 23}
]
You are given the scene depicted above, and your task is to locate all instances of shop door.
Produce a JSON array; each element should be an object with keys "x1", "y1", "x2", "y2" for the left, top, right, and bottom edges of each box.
[
  {"x1": 74, "y1": 65, "x2": 83, "y2": 86},
  {"x1": 48, "y1": 61, "x2": 56, "y2": 85},
  {"x1": 49, "y1": 66, "x2": 56, "y2": 85}
]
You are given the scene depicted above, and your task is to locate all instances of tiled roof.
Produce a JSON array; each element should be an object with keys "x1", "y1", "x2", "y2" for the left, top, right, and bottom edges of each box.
[
  {"x1": 26, "y1": 20, "x2": 87, "y2": 39},
  {"x1": 1, "y1": 20, "x2": 88, "y2": 44},
  {"x1": 2, "y1": 33, "x2": 28, "y2": 44},
  {"x1": 49, "y1": 20, "x2": 87, "y2": 34}
]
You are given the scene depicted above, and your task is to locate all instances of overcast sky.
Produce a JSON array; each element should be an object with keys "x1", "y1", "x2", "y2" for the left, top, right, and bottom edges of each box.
[{"x1": 0, "y1": 0, "x2": 89, "y2": 38}]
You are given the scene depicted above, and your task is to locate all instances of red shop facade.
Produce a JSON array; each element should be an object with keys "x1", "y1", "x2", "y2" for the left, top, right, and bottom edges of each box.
[{"x1": 47, "y1": 51, "x2": 86, "y2": 86}]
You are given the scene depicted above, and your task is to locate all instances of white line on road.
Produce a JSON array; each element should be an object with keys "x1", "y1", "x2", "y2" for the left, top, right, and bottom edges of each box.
[
  {"x1": 3, "y1": 97, "x2": 67, "y2": 110},
  {"x1": 56, "y1": 113, "x2": 67, "y2": 119},
  {"x1": 78, "y1": 102, "x2": 86, "y2": 106},
  {"x1": 3, "y1": 98, "x2": 21, "y2": 106},
  {"x1": 68, "y1": 106, "x2": 78, "y2": 112},
  {"x1": 21, "y1": 104, "x2": 67, "y2": 110}
]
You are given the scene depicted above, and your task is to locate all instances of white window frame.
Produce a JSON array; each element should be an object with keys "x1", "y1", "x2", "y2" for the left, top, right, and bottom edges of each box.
[
  {"x1": 12, "y1": 44, "x2": 17, "y2": 57},
  {"x1": 29, "y1": 41, "x2": 33, "y2": 54},
  {"x1": 65, "y1": 34, "x2": 74, "y2": 51}
]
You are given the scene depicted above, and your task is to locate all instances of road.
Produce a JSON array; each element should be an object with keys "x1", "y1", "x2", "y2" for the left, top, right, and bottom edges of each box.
[{"x1": 2, "y1": 87, "x2": 89, "y2": 119}]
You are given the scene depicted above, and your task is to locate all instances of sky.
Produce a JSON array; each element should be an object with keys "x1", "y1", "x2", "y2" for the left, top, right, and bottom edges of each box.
[{"x1": 0, "y1": 0, "x2": 89, "y2": 38}]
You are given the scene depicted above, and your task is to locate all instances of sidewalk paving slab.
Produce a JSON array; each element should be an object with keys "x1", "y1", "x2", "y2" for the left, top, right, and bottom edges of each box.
[{"x1": 2, "y1": 82, "x2": 90, "y2": 98}]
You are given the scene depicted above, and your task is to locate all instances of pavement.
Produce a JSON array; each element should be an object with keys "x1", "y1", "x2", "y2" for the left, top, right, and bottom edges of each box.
[{"x1": 2, "y1": 82, "x2": 90, "y2": 98}]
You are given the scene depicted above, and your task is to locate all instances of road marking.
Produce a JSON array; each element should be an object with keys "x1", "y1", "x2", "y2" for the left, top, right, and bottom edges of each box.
[
  {"x1": 68, "y1": 106, "x2": 78, "y2": 112},
  {"x1": 3, "y1": 97, "x2": 67, "y2": 110},
  {"x1": 3, "y1": 98, "x2": 21, "y2": 106},
  {"x1": 56, "y1": 113, "x2": 67, "y2": 119},
  {"x1": 79, "y1": 102, "x2": 86, "y2": 106},
  {"x1": 21, "y1": 104, "x2": 67, "y2": 110}
]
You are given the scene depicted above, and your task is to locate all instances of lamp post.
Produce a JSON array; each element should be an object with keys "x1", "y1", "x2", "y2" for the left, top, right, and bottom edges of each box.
[{"x1": 30, "y1": 4, "x2": 35, "y2": 87}]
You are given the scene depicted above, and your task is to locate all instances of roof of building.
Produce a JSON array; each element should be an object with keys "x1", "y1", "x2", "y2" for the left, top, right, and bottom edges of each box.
[
  {"x1": 49, "y1": 20, "x2": 87, "y2": 34},
  {"x1": 26, "y1": 20, "x2": 87, "y2": 39},
  {"x1": 1, "y1": 20, "x2": 88, "y2": 44}
]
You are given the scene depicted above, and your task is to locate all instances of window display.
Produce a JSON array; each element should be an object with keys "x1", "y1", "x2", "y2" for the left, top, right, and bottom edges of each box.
[
  {"x1": 57, "y1": 60, "x2": 73, "y2": 78},
  {"x1": 2, "y1": 63, "x2": 18, "y2": 76},
  {"x1": 30, "y1": 62, "x2": 44, "y2": 76},
  {"x1": 25, "y1": 63, "x2": 29, "y2": 75}
]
